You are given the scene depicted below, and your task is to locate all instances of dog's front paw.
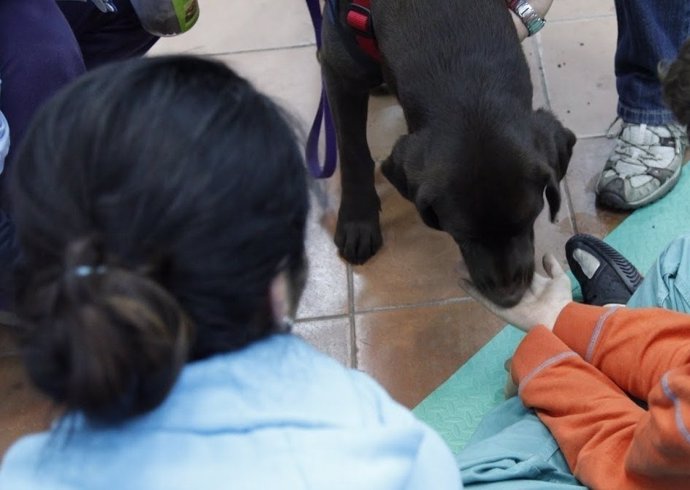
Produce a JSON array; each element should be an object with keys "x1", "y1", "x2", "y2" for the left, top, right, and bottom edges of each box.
[{"x1": 335, "y1": 218, "x2": 382, "y2": 265}]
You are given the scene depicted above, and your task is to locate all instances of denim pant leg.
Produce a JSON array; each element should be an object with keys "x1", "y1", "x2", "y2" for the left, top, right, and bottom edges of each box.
[
  {"x1": 628, "y1": 234, "x2": 690, "y2": 311},
  {"x1": 0, "y1": 1, "x2": 157, "y2": 308},
  {"x1": 0, "y1": 0, "x2": 86, "y2": 162},
  {"x1": 0, "y1": 0, "x2": 157, "y2": 158},
  {"x1": 0, "y1": 0, "x2": 85, "y2": 308},
  {"x1": 614, "y1": 0, "x2": 690, "y2": 124}
]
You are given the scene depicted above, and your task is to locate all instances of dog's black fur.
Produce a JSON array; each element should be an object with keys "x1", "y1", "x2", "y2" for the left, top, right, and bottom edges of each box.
[
  {"x1": 662, "y1": 38, "x2": 690, "y2": 126},
  {"x1": 320, "y1": 0, "x2": 576, "y2": 306}
]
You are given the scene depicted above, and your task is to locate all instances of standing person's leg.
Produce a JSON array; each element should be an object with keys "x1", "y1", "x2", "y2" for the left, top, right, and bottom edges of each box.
[
  {"x1": 597, "y1": 0, "x2": 690, "y2": 210},
  {"x1": 0, "y1": 0, "x2": 158, "y2": 309},
  {"x1": 0, "y1": 0, "x2": 86, "y2": 309},
  {"x1": 0, "y1": 0, "x2": 85, "y2": 162},
  {"x1": 58, "y1": 0, "x2": 159, "y2": 70}
]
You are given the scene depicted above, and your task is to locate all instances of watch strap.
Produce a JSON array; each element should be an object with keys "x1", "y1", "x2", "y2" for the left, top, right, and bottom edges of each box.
[{"x1": 507, "y1": 0, "x2": 546, "y2": 36}]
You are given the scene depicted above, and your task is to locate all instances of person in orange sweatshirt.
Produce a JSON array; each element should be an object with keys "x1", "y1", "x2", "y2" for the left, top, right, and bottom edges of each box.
[{"x1": 460, "y1": 232, "x2": 690, "y2": 489}]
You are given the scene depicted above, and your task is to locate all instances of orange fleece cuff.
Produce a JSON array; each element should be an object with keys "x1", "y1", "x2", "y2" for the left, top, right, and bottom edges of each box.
[
  {"x1": 553, "y1": 302, "x2": 613, "y2": 359},
  {"x1": 511, "y1": 326, "x2": 573, "y2": 385}
]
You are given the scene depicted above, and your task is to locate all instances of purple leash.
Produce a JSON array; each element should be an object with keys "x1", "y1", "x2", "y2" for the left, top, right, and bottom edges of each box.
[{"x1": 305, "y1": 0, "x2": 338, "y2": 179}]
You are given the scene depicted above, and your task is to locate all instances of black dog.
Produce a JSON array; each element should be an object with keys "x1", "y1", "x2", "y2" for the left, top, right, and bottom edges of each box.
[{"x1": 319, "y1": 0, "x2": 576, "y2": 307}]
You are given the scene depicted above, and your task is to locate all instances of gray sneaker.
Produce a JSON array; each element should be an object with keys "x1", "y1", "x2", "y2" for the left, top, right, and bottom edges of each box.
[{"x1": 596, "y1": 122, "x2": 688, "y2": 210}]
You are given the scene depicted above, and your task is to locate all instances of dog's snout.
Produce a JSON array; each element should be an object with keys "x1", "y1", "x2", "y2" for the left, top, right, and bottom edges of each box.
[
  {"x1": 494, "y1": 286, "x2": 527, "y2": 308},
  {"x1": 459, "y1": 237, "x2": 535, "y2": 308},
  {"x1": 477, "y1": 281, "x2": 528, "y2": 308},
  {"x1": 513, "y1": 268, "x2": 533, "y2": 288},
  {"x1": 471, "y1": 262, "x2": 533, "y2": 308}
]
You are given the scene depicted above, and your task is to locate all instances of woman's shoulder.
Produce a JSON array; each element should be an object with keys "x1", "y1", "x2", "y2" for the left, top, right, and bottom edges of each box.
[{"x1": 0, "y1": 333, "x2": 459, "y2": 489}]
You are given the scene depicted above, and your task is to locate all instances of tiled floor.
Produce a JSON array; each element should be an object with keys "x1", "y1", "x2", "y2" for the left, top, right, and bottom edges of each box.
[{"x1": 0, "y1": 0, "x2": 634, "y2": 456}]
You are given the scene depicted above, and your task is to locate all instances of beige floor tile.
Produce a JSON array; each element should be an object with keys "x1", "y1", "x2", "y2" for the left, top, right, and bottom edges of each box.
[
  {"x1": 367, "y1": 95, "x2": 407, "y2": 163},
  {"x1": 534, "y1": 182, "x2": 576, "y2": 272},
  {"x1": 293, "y1": 316, "x2": 352, "y2": 368},
  {"x1": 540, "y1": 16, "x2": 618, "y2": 137},
  {"x1": 148, "y1": 0, "x2": 316, "y2": 56},
  {"x1": 547, "y1": 0, "x2": 616, "y2": 21},
  {"x1": 209, "y1": 47, "x2": 321, "y2": 133},
  {"x1": 524, "y1": 36, "x2": 548, "y2": 109},
  {"x1": 297, "y1": 202, "x2": 349, "y2": 319},
  {"x1": 356, "y1": 302, "x2": 506, "y2": 408}
]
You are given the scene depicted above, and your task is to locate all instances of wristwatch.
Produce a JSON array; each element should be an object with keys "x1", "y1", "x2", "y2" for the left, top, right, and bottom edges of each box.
[{"x1": 506, "y1": 0, "x2": 546, "y2": 36}]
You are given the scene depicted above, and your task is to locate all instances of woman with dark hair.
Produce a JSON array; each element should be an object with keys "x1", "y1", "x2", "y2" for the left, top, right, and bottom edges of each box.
[{"x1": 0, "y1": 56, "x2": 460, "y2": 488}]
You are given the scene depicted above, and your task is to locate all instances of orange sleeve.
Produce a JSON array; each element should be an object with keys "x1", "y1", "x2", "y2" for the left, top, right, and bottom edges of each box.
[
  {"x1": 554, "y1": 303, "x2": 690, "y2": 401},
  {"x1": 511, "y1": 303, "x2": 690, "y2": 488}
]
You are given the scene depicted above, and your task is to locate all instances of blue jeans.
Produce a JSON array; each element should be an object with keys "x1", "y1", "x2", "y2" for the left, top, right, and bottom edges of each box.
[
  {"x1": 457, "y1": 234, "x2": 690, "y2": 488},
  {"x1": 615, "y1": 0, "x2": 690, "y2": 125}
]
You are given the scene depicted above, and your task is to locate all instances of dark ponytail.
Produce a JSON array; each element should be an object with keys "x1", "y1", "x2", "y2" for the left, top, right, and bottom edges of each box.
[
  {"x1": 18, "y1": 236, "x2": 192, "y2": 423},
  {"x1": 11, "y1": 56, "x2": 309, "y2": 423}
]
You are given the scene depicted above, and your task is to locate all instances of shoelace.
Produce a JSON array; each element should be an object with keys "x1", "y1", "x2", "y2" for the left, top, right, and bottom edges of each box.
[{"x1": 610, "y1": 123, "x2": 685, "y2": 168}]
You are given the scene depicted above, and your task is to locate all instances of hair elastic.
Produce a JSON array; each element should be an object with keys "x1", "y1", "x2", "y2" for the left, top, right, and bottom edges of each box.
[{"x1": 73, "y1": 265, "x2": 107, "y2": 277}]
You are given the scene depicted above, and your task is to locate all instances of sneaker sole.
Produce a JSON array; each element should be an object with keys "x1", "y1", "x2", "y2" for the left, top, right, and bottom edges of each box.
[{"x1": 597, "y1": 159, "x2": 686, "y2": 211}]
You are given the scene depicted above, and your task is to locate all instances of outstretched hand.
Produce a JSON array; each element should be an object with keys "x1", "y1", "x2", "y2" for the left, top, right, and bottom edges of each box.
[{"x1": 459, "y1": 254, "x2": 572, "y2": 332}]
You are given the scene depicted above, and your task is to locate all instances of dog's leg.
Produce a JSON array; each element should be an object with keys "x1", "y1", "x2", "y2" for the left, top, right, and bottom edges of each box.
[{"x1": 321, "y1": 61, "x2": 382, "y2": 264}]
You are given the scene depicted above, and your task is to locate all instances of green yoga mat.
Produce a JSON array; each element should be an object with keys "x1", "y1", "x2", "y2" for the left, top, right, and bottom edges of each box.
[{"x1": 413, "y1": 169, "x2": 690, "y2": 455}]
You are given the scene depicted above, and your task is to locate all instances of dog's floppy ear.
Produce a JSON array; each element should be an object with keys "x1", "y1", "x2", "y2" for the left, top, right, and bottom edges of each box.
[
  {"x1": 531, "y1": 109, "x2": 576, "y2": 179},
  {"x1": 381, "y1": 132, "x2": 441, "y2": 230},
  {"x1": 531, "y1": 109, "x2": 577, "y2": 221},
  {"x1": 414, "y1": 184, "x2": 442, "y2": 230},
  {"x1": 543, "y1": 172, "x2": 561, "y2": 222}
]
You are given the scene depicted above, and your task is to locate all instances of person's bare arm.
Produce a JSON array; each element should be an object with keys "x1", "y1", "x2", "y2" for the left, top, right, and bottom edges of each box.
[{"x1": 510, "y1": 0, "x2": 554, "y2": 41}]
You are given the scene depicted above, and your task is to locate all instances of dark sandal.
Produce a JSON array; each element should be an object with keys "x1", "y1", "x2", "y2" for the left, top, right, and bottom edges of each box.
[{"x1": 565, "y1": 234, "x2": 643, "y2": 306}]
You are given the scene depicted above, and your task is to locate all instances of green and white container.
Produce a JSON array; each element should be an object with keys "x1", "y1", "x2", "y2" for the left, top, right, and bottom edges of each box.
[{"x1": 131, "y1": 0, "x2": 200, "y2": 36}]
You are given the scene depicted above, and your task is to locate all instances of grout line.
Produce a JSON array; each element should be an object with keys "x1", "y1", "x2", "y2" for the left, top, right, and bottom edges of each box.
[
  {"x1": 534, "y1": 34, "x2": 553, "y2": 111},
  {"x1": 294, "y1": 312, "x2": 349, "y2": 323},
  {"x1": 354, "y1": 296, "x2": 474, "y2": 316},
  {"x1": 295, "y1": 294, "x2": 478, "y2": 332},
  {"x1": 346, "y1": 262, "x2": 357, "y2": 369},
  {"x1": 563, "y1": 177, "x2": 579, "y2": 235},
  {"x1": 206, "y1": 42, "x2": 316, "y2": 58},
  {"x1": 547, "y1": 14, "x2": 615, "y2": 24},
  {"x1": 577, "y1": 132, "x2": 612, "y2": 140}
]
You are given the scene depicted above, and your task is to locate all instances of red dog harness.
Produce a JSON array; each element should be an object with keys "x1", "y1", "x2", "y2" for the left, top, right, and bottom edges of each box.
[{"x1": 346, "y1": 0, "x2": 382, "y2": 62}]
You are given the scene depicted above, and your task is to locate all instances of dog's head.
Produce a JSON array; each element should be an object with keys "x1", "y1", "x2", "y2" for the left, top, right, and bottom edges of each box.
[
  {"x1": 381, "y1": 109, "x2": 576, "y2": 307},
  {"x1": 660, "y1": 38, "x2": 690, "y2": 126}
]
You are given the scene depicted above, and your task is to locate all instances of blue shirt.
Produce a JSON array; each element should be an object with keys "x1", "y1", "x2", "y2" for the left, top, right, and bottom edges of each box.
[{"x1": 0, "y1": 334, "x2": 461, "y2": 489}]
